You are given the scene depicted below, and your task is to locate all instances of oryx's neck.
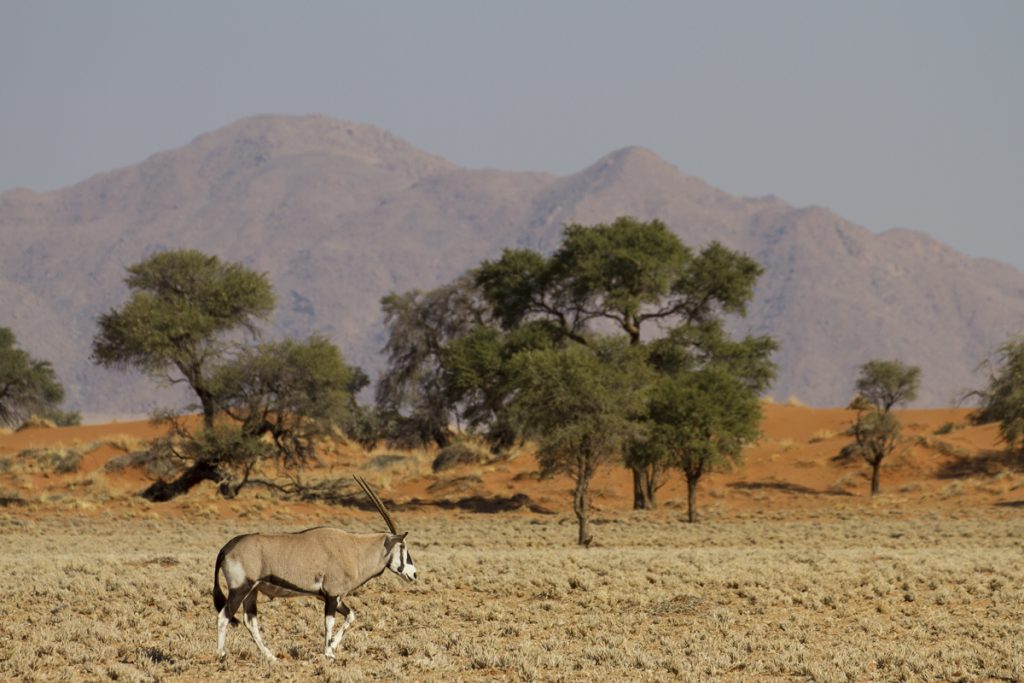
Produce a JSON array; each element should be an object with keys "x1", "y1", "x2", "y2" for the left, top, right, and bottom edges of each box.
[{"x1": 346, "y1": 532, "x2": 392, "y2": 589}]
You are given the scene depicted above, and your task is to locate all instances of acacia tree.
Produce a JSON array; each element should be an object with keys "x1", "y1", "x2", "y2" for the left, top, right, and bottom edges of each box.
[
  {"x1": 646, "y1": 366, "x2": 762, "y2": 522},
  {"x1": 440, "y1": 321, "x2": 559, "y2": 450},
  {"x1": 475, "y1": 217, "x2": 766, "y2": 509},
  {"x1": 509, "y1": 338, "x2": 651, "y2": 545},
  {"x1": 855, "y1": 359, "x2": 920, "y2": 413},
  {"x1": 840, "y1": 359, "x2": 919, "y2": 495},
  {"x1": 140, "y1": 336, "x2": 366, "y2": 502},
  {"x1": 633, "y1": 321, "x2": 776, "y2": 509},
  {"x1": 376, "y1": 275, "x2": 486, "y2": 447},
  {"x1": 970, "y1": 337, "x2": 1024, "y2": 451},
  {"x1": 94, "y1": 250, "x2": 367, "y2": 501},
  {"x1": 0, "y1": 327, "x2": 67, "y2": 427},
  {"x1": 92, "y1": 250, "x2": 275, "y2": 428},
  {"x1": 842, "y1": 396, "x2": 901, "y2": 495}
]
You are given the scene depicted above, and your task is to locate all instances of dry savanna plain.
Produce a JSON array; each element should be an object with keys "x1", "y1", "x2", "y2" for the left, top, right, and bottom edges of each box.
[{"x1": 1, "y1": 403, "x2": 1023, "y2": 682}]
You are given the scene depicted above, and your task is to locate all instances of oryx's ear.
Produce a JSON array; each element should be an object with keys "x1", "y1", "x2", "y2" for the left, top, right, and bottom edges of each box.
[{"x1": 384, "y1": 532, "x2": 408, "y2": 552}]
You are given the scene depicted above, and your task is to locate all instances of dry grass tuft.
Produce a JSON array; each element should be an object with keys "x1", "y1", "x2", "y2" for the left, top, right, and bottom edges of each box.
[
  {"x1": 809, "y1": 429, "x2": 837, "y2": 443},
  {"x1": 106, "y1": 433, "x2": 145, "y2": 453},
  {"x1": 12, "y1": 446, "x2": 84, "y2": 474}
]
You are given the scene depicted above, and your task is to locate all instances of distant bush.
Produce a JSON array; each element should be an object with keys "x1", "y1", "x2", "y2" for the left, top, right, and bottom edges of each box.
[
  {"x1": 914, "y1": 436, "x2": 968, "y2": 459},
  {"x1": 18, "y1": 446, "x2": 83, "y2": 474},
  {"x1": 104, "y1": 448, "x2": 178, "y2": 480},
  {"x1": 44, "y1": 410, "x2": 81, "y2": 427},
  {"x1": 432, "y1": 441, "x2": 485, "y2": 472},
  {"x1": 17, "y1": 415, "x2": 56, "y2": 431},
  {"x1": 106, "y1": 434, "x2": 143, "y2": 453},
  {"x1": 933, "y1": 422, "x2": 964, "y2": 436},
  {"x1": 808, "y1": 429, "x2": 837, "y2": 443}
]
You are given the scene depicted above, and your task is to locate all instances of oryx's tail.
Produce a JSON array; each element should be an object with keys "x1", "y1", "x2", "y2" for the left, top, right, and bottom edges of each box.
[{"x1": 213, "y1": 545, "x2": 240, "y2": 626}]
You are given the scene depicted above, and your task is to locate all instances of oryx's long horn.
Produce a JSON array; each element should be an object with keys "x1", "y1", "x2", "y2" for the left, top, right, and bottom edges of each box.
[{"x1": 353, "y1": 476, "x2": 399, "y2": 534}]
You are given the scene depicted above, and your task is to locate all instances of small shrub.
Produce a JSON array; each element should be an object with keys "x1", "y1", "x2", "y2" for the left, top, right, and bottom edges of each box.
[
  {"x1": 933, "y1": 421, "x2": 962, "y2": 438},
  {"x1": 914, "y1": 436, "x2": 969, "y2": 458},
  {"x1": 106, "y1": 434, "x2": 143, "y2": 453},
  {"x1": 44, "y1": 410, "x2": 82, "y2": 427},
  {"x1": 104, "y1": 448, "x2": 178, "y2": 480},
  {"x1": 17, "y1": 415, "x2": 56, "y2": 431},
  {"x1": 18, "y1": 447, "x2": 83, "y2": 474},
  {"x1": 432, "y1": 442, "x2": 485, "y2": 472},
  {"x1": 809, "y1": 429, "x2": 836, "y2": 443},
  {"x1": 786, "y1": 395, "x2": 805, "y2": 407}
]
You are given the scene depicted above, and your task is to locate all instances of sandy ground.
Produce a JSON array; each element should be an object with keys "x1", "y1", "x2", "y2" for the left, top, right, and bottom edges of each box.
[{"x1": 1, "y1": 404, "x2": 1022, "y2": 681}]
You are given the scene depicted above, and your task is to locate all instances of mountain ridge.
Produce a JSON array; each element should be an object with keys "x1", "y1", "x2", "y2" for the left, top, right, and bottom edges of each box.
[{"x1": 2, "y1": 114, "x2": 1021, "y2": 415}]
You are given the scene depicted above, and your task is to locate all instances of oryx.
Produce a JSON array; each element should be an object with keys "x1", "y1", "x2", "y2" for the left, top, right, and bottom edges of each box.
[{"x1": 213, "y1": 476, "x2": 416, "y2": 660}]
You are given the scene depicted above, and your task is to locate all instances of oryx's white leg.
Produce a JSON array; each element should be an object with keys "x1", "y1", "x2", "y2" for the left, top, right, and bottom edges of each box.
[
  {"x1": 242, "y1": 590, "x2": 277, "y2": 661},
  {"x1": 323, "y1": 595, "x2": 338, "y2": 658},
  {"x1": 217, "y1": 608, "x2": 230, "y2": 657},
  {"x1": 216, "y1": 582, "x2": 250, "y2": 658},
  {"x1": 326, "y1": 603, "x2": 355, "y2": 657}
]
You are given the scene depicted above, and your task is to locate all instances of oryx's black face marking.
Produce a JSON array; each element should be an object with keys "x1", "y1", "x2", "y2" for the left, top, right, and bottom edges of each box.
[{"x1": 386, "y1": 534, "x2": 417, "y2": 582}]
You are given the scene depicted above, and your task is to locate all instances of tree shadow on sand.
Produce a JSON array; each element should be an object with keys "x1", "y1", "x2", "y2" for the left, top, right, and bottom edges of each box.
[
  {"x1": 936, "y1": 449, "x2": 1024, "y2": 479},
  {"x1": 399, "y1": 493, "x2": 556, "y2": 514},
  {"x1": 302, "y1": 485, "x2": 555, "y2": 514},
  {"x1": 728, "y1": 481, "x2": 853, "y2": 497}
]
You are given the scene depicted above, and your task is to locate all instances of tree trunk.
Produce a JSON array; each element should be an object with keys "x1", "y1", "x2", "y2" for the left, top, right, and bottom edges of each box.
[
  {"x1": 142, "y1": 461, "x2": 223, "y2": 502},
  {"x1": 644, "y1": 465, "x2": 659, "y2": 510},
  {"x1": 186, "y1": 369, "x2": 217, "y2": 430},
  {"x1": 631, "y1": 466, "x2": 655, "y2": 510},
  {"x1": 575, "y1": 457, "x2": 594, "y2": 546},
  {"x1": 686, "y1": 475, "x2": 698, "y2": 523},
  {"x1": 870, "y1": 460, "x2": 881, "y2": 495},
  {"x1": 431, "y1": 425, "x2": 451, "y2": 449}
]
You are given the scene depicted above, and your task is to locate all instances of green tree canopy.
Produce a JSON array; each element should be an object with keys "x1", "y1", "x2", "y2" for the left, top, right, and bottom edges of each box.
[
  {"x1": 94, "y1": 249, "x2": 370, "y2": 502},
  {"x1": 646, "y1": 366, "x2": 762, "y2": 522},
  {"x1": 629, "y1": 321, "x2": 775, "y2": 509},
  {"x1": 471, "y1": 216, "x2": 769, "y2": 509},
  {"x1": 93, "y1": 249, "x2": 275, "y2": 427},
  {"x1": 214, "y1": 336, "x2": 368, "y2": 475},
  {"x1": 376, "y1": 275, "x2": 486, "y2": 447},
  {"x1": 509, "y1": 338, "x2": 652, "y2": 545},
  {"x1": 841, "y1": 396, "x2": 901, "y2": 495},
  {"x1": 476, "y1": 217, "x2": 762, "y2": 345},
  {"x1": 0, "y1": 327, "x2": 66, "y2": 427},
  {"x1": 971, "y1": 337, "x2": 1024, "y2": 451},
  {"x1": 854, "y1": 359, "x2": 920, "y2": 413}
]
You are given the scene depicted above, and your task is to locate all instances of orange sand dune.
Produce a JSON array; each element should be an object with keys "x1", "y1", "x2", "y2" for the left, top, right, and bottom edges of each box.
[{"x1": 0, "y1": 404, "x2": 1019, "y2": 520}]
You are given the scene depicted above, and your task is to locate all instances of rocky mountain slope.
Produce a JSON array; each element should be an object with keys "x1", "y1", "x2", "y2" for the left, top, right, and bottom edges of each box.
[{"x1": 2, "y1": 114, "x2": 1021, "y2": 415}]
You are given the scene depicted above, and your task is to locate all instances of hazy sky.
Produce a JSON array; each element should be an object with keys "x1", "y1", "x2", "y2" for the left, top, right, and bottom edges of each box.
[{"x1": 3, "y1": 1, "x2": 1021, "y2": 268}]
